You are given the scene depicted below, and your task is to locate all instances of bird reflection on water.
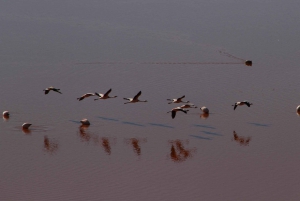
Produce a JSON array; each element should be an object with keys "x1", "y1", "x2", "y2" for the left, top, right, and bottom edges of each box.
[
  {"x1": 22, "y1": 128, "x2": 32, "y2": 135},
  {"x1": 124, "y1": 138, "x2": 147, "y2": 156},
  {"x1": 200, "y1": 113, "x2": 209, "y2": 119},
  {"x1": 100, "y1": 137, "x2": 111, "y2": 155},
  {"x1": 93, "y1": 137, "x2": 117, "y2": 155},
  {"x1": 78, "y1": 125, "x2": 116, "y2": 154},
  {"x1": 44, "y1": 136, "x2": 59, "y2": 154},
  {"x1": 233, "y1": 131, "x2": 251, "y2": 146},
  {"x1": 169, "y1": 140, "x2": 196, "y2": 162},
  {"x1": 3, "y1": 115, "x2": 9, "y2": 121},
  {"x1": 78, "y1": 125, "x2": 92, "y2": 142}
]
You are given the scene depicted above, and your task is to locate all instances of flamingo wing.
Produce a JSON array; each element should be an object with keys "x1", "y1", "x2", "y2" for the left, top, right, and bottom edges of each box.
[
  {"x1": 133, "y1": 91, "x2": 142, "y2": 100},
  {"x1": 104, "y1": 88, "x2": 112, "y2": 96}
]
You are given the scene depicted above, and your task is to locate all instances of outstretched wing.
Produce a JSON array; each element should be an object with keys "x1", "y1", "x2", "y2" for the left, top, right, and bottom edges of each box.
[
  {"x1": 104, "y1": 88, "x2": 112, "y2": 96},
  {"x1": 233, "y1": 104, "x2": 237, "y2": 110},
  {"x1": 133, "y1": 91, "x2": 142, "y2": 100},
  {"x1": 181, "y1": 109, "x2": 188, "y2": 114},
  {"x1": 53, "y1": 89, "x2": 62, "y2": 94},
  {"x1": 171, "y1": 111, "x2": 176, "y2": 119},
  {"x1": 178, "y1": 95, "x2": 185, "y2": 100}
]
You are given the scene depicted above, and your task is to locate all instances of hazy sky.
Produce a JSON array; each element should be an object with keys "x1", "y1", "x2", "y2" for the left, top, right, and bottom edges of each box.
[{"x1": 1, "y1": 0, "x2": 300, "y2": 65}]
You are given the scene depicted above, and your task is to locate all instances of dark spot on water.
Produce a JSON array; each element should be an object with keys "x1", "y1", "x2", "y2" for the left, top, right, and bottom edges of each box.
[
  {"x1": 248, "y1": 122, "x2": 271, "y2": 127},
  {"x1": 149, "y1": 123, "x2": 174, "y2": 128},
  {"x1": 122, "y1": 121, "x2": 145, "y2": 127},
  {"x1": 98, "y1": 116, "x2": 119, "y2": 122},
  {"x1": 201, "y1": 131, "x2": 222, "y2": 136},
  {"x1": 193, "y1": 124, "x2": 215, "y2": 129},
  {"x1": 189, "y1": 135, "x2": 212, "y2": 140}
]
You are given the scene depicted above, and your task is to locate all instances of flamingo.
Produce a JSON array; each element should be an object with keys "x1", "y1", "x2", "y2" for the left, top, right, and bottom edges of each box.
[
  {"x1": 180, "y1": 104, "x2": 197, "y2": 108},
  {"x1": 232, "y1": 101, "x2": 253, "y2": 110},
  {"x1": 94, "y1": 89, "x2": 117, "y2": 100},
  {"x1": 80, "y1": 119, "x2": 90, "y2": 125},
  {"x1": 297, "y1": 105, "x2": 300, "y2": 112},
  {"x1": 167, "y1": 95, "x2": 189, "y2": 104},
  {"x1": 22, "y1": 123, "x2": 32, "y2": 129},
  {"x1": 123, "y1": 91, "x2": 147, "y2": 104},
  {"x1": 200, "y1": 106, "x2": 209, "y2": 114},
  {"x1": 43, "y1": 86, "x2": 62, "y2": 94},
  {"x1": 167, "y1": 107, "x2": 189, "y2": 119},
  {"x1": 77, "y1": 93, "x2": 96, "y2": 101}
]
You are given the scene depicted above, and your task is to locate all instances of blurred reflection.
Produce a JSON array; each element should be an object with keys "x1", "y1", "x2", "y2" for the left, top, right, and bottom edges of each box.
[
  {"x1": 78, "y1": 125, "x2": 91, "y2": 142},
  {"x1": 3, "y1": 115, "x2": 9, "y2": 121},
  {"x1": 101, "y1": 137, "x2": 111, "y2": 155},
  {"x1": 233, "y1": 131, "x2": 251, "y2": 146},
  {"x1": 93, "y1": 137, "x2": 116, "y2": 155},
  {"x1": 169, "y1": 140, "x2": 196, "y2": 162},
  {"x1": 200, "y1": 113, "x2": 209, "y2": 119},
  {"x1": 124, "y1": 138, "x2": 147, "y2": 156},
  {"x1": 44, "y1": 136, "x2": 59, "y2": 154},
  {"x1": 22, "y1": 128, "x2": 31, "y2": 135}
]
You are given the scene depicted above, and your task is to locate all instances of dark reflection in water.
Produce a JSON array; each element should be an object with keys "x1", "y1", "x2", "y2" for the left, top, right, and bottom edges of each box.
[
  {"x1": 93, "y1": 137, "x2": 117, "y2": 155},
  {"x1": 100, "y1": 137, "x2": 111, "y2": 155},
  {"x1": 233, "y1": 131, "x2": 251, "y2": 146},
  {"x1": 148, "y1": 123, "x2": 174, "y2": 128},
  {"x1": 77, "y1": 126, "x2": 116, "y2": 154},
  {"x1": 200, "y1": 113, "x2": 209, "y2": 119},
  {"x1": 122, "y1": 121, "x2": 145, "y2": 127},
  {"x1": 124, "y1": 138, "x2": 147, "y2": 156},
  {"x1": 44, "y1": 136, "x2": 59, "y2": 154},
  {"x1": 98, "y1": 116, "x2": 119, "y2": 122},
  {"x1": 17, "y1": 125, "x2": 50, "y2": 134},
  {"x1": 78, "y1": 125, "x2": 92, "y2": 142},
  {"x1": 194, "y1": 124, "x2": 215, "y2": 129},
  {"x1": 69, "y1": 120, "x2": 81, "y2": 124},
  {"x1": 169, "y1": 140, "x2": 196, "y2": 162},
  {"x1": 201, "y1": 131, "x2": 223, "y2": 136},
  {"x1": 248, "y1": 122, "x2": 271, "y2": 127},
  {"x1": 189, "y1": 135, "x2": 212, "y2": 140},
  {"x1": 3, "y1": 115, "x2": 9, "y2": 121},
  {"x1": 22, "y1": 128, "x2": 31, "y2": 135}
]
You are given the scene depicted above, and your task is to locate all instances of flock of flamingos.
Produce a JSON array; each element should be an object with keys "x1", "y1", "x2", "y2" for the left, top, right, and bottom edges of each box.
[{"x1": 2, "y1": 86, "x2": 260, "y2": 131}]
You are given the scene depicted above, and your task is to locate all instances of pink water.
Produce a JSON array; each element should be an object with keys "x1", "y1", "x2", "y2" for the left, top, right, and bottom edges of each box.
[{"x1": 1, "y1": 1, "x2": 300, "y2": 200}]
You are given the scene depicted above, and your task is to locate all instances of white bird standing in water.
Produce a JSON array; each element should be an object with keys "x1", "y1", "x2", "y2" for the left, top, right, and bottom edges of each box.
[
  {"x1": 167, "y1": 107, "x2": 189, "y2": 119},
  {"x1": 167, "y1": 95, "x2": 189, "y2": 104},
  {"x1": 232, "y1": 101, "x2": 253, "y2": 110},
  {"x1": 77, "y1": 93, "x2": 96, "y2": 101},
  {"x1": 22, "y1": 123, "x2": 32, "y2": 129},
  {"x1": 123, "y1": 91, "x2": 147, "y2": 104},
  {"x1": 180, "y1": 104, "x2": 197, "y2": 108},
  {"x1": 200, "y1": 106, "x2": 209, "y2": 114},
  {"x1": 80, "y1": 119, "x2": 90, "y2": 125},
  {"x1": 43, "y1": 86, "x2": 62, "y2": 94},
  {"x1": 3, "y1": 111, "x2": 9, "y2": 116},
  {"x1": 94, "y1": 89, "x2": 117, "y2": 100}
]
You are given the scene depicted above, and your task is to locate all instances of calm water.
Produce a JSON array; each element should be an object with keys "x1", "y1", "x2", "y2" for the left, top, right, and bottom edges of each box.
[{"x1": 1, "y1": 1, "x2": 300, "y2": 200}]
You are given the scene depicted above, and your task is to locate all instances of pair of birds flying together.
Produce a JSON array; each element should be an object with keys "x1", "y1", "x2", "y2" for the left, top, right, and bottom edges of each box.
[{"x1": 76, "y1": 89, "x2": 147, "y2": 104}]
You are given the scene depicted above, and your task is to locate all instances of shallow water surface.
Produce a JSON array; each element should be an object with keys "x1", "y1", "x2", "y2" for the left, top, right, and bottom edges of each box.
[{"x1": 1, "y1": 1, "x2": 300, "y2": 201}]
